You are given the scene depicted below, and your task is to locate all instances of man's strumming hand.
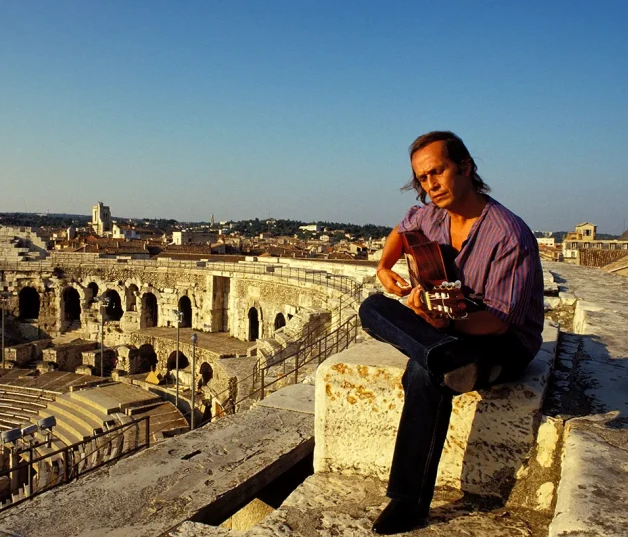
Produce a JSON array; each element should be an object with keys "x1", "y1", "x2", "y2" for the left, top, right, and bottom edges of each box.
[{"x1": 377, "y1": 267, "x2": 412, "y2": 297}]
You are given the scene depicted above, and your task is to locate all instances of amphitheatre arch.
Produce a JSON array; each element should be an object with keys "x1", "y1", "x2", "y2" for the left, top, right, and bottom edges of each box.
[
  {"x1": 87, "y1": 282, "x2": 99, "y2": 304},
  {"x1": 18, "y1": 286, "x2": 40, "y2": 320},
  {"x1": 178, "y1": 296, "x2": 192, "y2": 328},
  {"x1": 274, "y1": 312, "x2": 286, "y2": 331},
  {"x1": 103, "y1": 289, "x2": 123, "y2": 321},
  {"x1": 199, "y1": 362, "x2": 213, "y2": 387},
  {"x1": 126, "y1": 284, "x2": 139, "y2": 312},
  {"x1": 167, "y1": 351, "x2": 189, "y2": 371},
  {"x1": 141, "y1": 292, "x2": 159, "y2": 328},
  {"x1": 137, "y1": 344, "x2": 158, "y2": 373},
  {"x1": 61, "y1": 287, "x2": 81, "y2": 329},
  {"x1": 248, "y1": 307, "x2": 260, "y2": 341}
]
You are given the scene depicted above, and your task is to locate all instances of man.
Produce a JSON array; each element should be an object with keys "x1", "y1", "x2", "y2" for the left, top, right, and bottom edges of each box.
[{"x1": 359, "y1": 131, "x2": 544, "y2": 535}]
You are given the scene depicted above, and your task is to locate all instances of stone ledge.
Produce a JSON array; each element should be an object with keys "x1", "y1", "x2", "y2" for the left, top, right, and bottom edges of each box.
[
  {"x1": 314, "y1": 322, "x2": 557, "y2": 499},
  {"x1": 0, "y1": 403, "x2": 314, "y2": 537},
  {"x1": 171, "y1": 473, "x2": 545, "y2": 536},
  {"x1": 549, "y1": 418, "x2": 628, "y2": 537},
  {"x1": 255, "y1": 384, "x2": 315, "y2": 415}
]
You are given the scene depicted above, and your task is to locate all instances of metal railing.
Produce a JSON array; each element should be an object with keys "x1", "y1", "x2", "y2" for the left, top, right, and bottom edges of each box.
[
  {"x1": 204, "y1": 311, "x2": 360, "y2": 423},
  {"x1": 0, "y1": 415, "x2": 150, "y2": 511},
  {"x1": 255, "y1": 314, "x2": 359, "y2": 400}
]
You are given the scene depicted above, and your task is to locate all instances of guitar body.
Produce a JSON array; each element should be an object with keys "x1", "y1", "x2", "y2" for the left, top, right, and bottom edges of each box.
[
  {"x1": 400, "y1": 230, "x2": 448, "y2": 288},
  {"x1": 400, "y1": 230, "x2": 468, "y2": 319}
]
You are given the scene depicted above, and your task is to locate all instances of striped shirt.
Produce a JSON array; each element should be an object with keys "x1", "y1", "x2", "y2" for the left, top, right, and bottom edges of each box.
[{"x1": 398, "y1": 196, "x2": 544, "y2": 359}]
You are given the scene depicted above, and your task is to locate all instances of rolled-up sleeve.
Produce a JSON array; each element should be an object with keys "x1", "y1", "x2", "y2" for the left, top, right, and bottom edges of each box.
[
  {"x1": 483, "y1": 242, "x2": 537, "y2": 325},
  {"x1": 398, "y1": 205, "x2": 423, "y2": 233}
]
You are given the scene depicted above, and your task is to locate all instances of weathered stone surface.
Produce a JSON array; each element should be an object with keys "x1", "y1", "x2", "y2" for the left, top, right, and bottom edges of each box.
[
  {"x1": 256, "y1": 384, "x2": 315, "y2": 415},
  {"x1": 546, "y1": 262, "x2": 628, "y2": 421},
  {"x1": 535, "y1": 416, "x2": 562, "y2": 468},
  {"x1": 0, "y1": 405, "x2": 314, "y2": 537},
  {"x1": 314, "y1": 324, "x2": 556, "y2": 498},
  {"x1": 549, "y1": 420, "x2": 628, "y2": 537},
  {"x1": 170, "y1": 522, "x2": 245, "y2": 536},
  {"x1": 188, "y1": 473, "x2": 544, "y2": 536}
]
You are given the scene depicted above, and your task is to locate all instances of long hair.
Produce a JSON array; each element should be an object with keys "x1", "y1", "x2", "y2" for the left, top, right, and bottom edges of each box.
[{"x1": 402, "y1": 131, "x2": 490, "y2": 204}]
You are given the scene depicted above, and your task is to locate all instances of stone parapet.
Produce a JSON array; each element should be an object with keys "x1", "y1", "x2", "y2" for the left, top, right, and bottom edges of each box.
[{"x1": 314, "y1": 322, "x2": 557, "y2": 499}]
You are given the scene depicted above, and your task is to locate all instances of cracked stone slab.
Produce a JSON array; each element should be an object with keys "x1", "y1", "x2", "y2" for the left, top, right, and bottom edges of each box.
[
  {"x1": 0, "y1": 406, "x2": 313, "y2": 537},
  {"x1": 546, "y1": 262, "x2": 628, "y2": 423},
  {"x1": 247, "y1": 473, "x2": 541, "y2": 536},
  {"x1": 169, "y1": 522, "x2": 246, "y2": 536},
  {"x1": 256, "y1": 384, "x2": 315, "y2": 415},
  {"x1": 549, "y1": 420, "x2": 628, "y2": 537}
]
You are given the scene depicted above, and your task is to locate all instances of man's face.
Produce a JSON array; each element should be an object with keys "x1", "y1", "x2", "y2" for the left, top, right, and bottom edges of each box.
[{"x1": 411, "y1": 141, "x2": 472, "y2": 209}]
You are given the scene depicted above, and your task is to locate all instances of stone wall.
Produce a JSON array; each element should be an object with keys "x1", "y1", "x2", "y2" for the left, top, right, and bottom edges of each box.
[
  {"x1": 578, "y1": 248, "x2": 628, "y2": 267},
  {"x1": 1, "y1": 256, "x2": 349, "y2": 341}
]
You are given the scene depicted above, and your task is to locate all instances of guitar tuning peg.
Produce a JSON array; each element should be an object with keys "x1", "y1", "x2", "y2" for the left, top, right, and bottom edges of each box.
[{"x1": 454, "y1": 280, "x2": 462, "y2": 289}]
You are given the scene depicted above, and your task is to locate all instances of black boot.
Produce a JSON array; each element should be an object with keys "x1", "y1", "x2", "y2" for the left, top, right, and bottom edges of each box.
[{"x1": 372, "y1": 500, "x2": 429, "y2": 535}]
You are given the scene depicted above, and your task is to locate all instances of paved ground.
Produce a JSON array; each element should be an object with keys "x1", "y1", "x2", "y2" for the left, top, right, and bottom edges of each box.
[
  {"x1": 171, "y1": 473, "x2": 549, "y2": 537},
  {"x1": 0, "y1": 369, "x2": 101, "y2": 392},
  {"x1": 140, "y1": 328, "x2": 253, "y2": 356},
  {"x1": 544, "y1": 262, "x2": 628, "y2": 426}
]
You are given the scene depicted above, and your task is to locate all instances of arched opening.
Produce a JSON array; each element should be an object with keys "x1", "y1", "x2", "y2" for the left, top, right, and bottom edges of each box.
[
  {"x1": 126, "y1": 284, "x2": 138, "y2": 312},
  {"x1": 167, "y1": 351, "x2": 189, "y2": 371},
  {"x1": 18, "y1": 287, "x2": 40, "y2": 320},
  {"x1": 137, "y1": 344, "x2": 158, "y2": 373},
  {"x1": 87, "y1": 282, "x2": 99, "y2": 305},
  {"x1": 178, "y1": 296, "x2": 192, "y2": 328},
  {"x1": 248, "y1": 307, "x2": 259, "y2": 341},
  {"x1": 103, "y1": 290, "x2": 123, "y2": 321},
  {"x1": 62, "y1": 288, "x2": 81, "y2": 325},
  {"x1": 141, "y1": 292, "x2": 158, "y2": 328},
  {"x1": 274, "y1": 312, "x2": 286, "y2": 331},
  {"x1": 199, "y1": 362, "x2": 213, "y2": 388}
]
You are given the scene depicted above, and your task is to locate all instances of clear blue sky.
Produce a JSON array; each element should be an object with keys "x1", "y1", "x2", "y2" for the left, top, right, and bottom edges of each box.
[{"x1": 1, "y1": 1, "x2": 627, "y2": 233}]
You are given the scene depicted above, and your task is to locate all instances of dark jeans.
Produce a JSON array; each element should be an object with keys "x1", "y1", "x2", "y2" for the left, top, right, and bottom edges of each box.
[{"x1": 358, "y1": 293, "x2": 530, "y2": 511}]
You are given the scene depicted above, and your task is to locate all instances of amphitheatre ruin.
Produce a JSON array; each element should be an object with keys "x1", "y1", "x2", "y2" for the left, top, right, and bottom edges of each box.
[{"x1": 0, "y1": 224, "x2": 627, "y2": 536}]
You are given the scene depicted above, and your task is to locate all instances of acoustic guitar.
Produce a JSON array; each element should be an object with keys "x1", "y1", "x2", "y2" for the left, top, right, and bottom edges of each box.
[{"x1": 400, "y1": 230, "x2": 470, "y2": 320}]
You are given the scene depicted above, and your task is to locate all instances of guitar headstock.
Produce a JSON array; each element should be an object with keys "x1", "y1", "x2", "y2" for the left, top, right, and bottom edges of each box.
[{"x1": 420, "y1": 280, "x2": 468, "y2": 320}]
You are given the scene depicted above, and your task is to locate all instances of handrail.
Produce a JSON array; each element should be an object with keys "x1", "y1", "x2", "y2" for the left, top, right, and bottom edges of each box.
[
  {"x1": 207, "y1": 310, "x2": 360, "y2": 416},
  {"x1": 0, "y1": 415, "x2": 150, "y2": 511}
]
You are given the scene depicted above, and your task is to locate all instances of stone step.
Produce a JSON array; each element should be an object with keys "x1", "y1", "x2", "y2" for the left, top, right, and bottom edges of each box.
[
  {"x1": 0, "y1": 388, "x2": 56, "y2": 402},
  {"x1": 44, "y1": 400, "x2": 105, "y2": 433},
  {"x1": 38, "y1": 409, "x2": 93, "y2": 445},
  {"x1": 68, "y1": 384, "x2": 161, "y2": 415},
  {"x1": 55, "y1": 396, "x2": 114, "y2": 426},
  {"x1": 0, "y1": 396, "x2": 48, "y2": 410},
  {"x1": 49, "y1": 422, "x2": 83, "y2": 447},
  {"x1": 0, "y1": 412, "x2": 28, "y2": 427}
]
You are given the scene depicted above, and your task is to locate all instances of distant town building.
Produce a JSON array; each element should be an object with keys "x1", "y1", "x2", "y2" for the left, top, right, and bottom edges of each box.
[
  {"x1": 537, "y1": 237, "x2": 556, "y2": 247},
  {"x1": 91, "y1": 202, "x2": 112, "y2": 236},
  {"x1": 172, "y1": 230, "x2": 218, "y2": 246},
  {"x1": 562, "y1": 222, "x2": 628, "y2": 264},
  {"x1": 299, "y1": 224, "x2": 322, "y2": 233},
  {"x1": 112, "y1": 223, "x2": 140, "y2": 240}
]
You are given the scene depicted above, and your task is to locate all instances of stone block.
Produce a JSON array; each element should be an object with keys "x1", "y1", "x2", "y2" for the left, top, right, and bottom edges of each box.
[
  {"x1": 549, "y1": 420, "x2": 628, "y2": 537},
  {"x1": 314, "y1": 331, "x2": 555, "y2": 498}
]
